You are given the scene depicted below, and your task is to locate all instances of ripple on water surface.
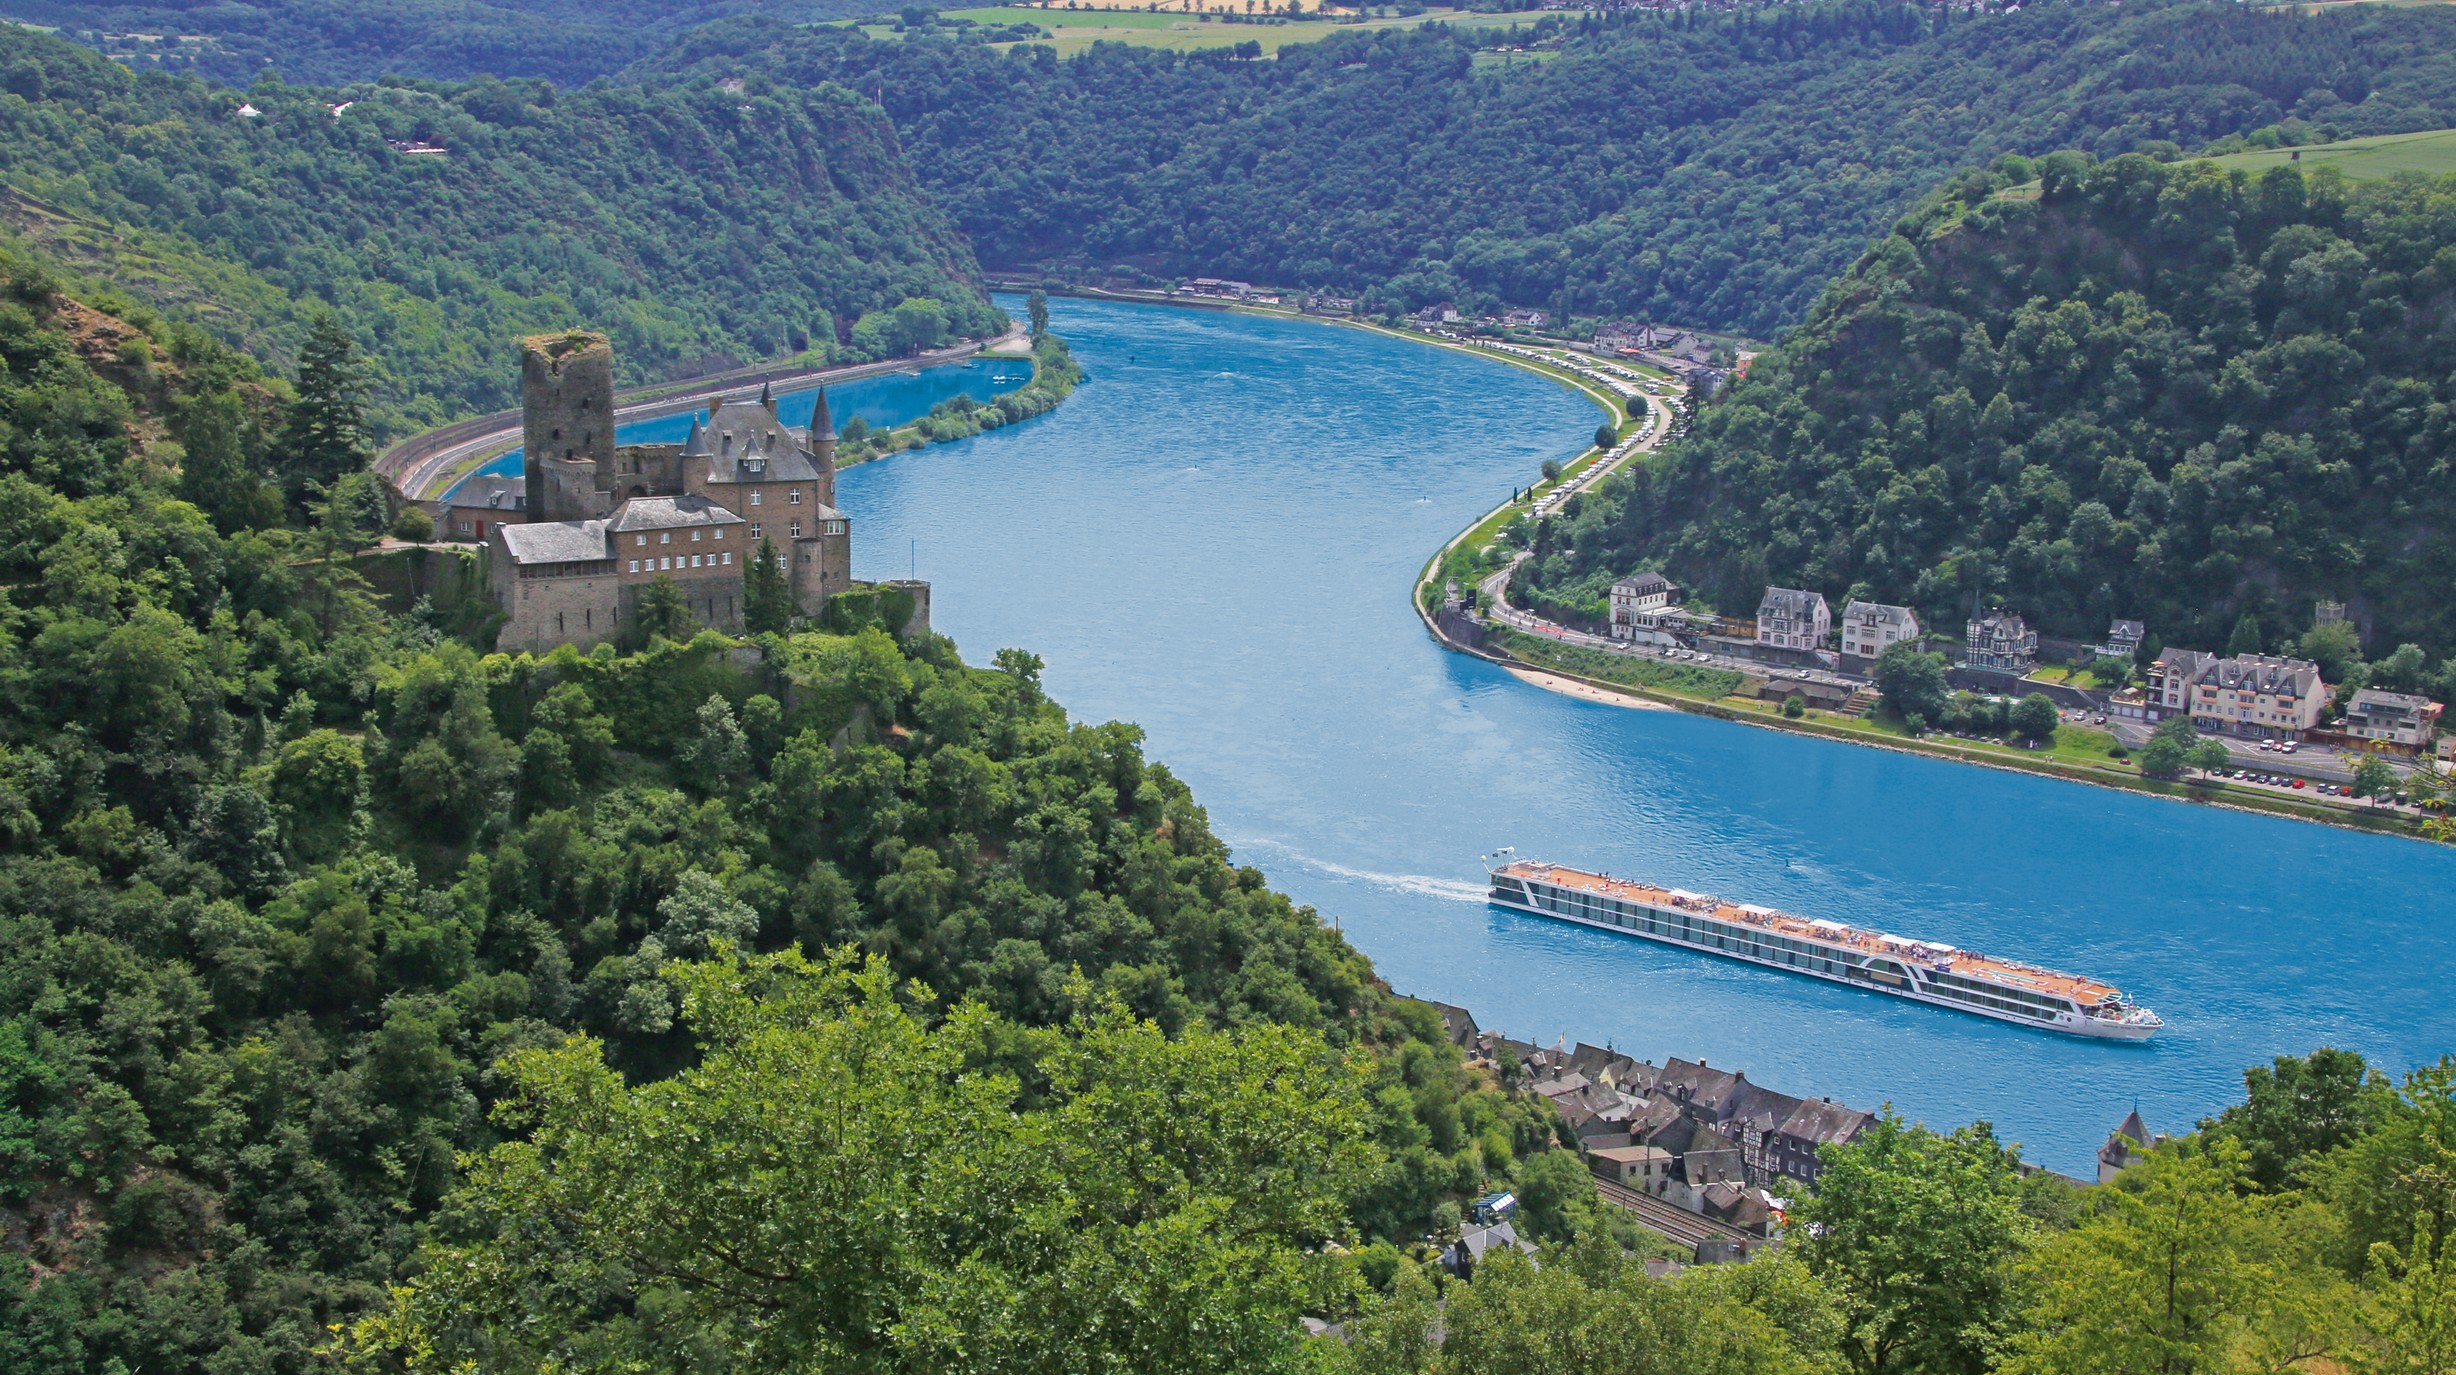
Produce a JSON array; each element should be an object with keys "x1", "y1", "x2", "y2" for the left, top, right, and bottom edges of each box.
[{"x1": 836, "y1": 294, "x2": 2456, "y2": 1175}]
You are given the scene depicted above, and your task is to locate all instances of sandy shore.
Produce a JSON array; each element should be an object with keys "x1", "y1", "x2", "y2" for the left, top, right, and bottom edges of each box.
[{"x1": 1505, "y1": 665, "x2": 1674, "y2": 711}]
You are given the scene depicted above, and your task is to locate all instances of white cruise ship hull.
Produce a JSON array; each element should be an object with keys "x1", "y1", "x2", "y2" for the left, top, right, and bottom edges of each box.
[{"x1": 1488, "y1": 883, "x2": 2158, "y2": 1041}]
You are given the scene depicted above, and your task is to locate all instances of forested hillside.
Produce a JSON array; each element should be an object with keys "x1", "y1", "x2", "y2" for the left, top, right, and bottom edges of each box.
[
  {"x1": 0, "y1": 256, "x2": 1613, "y2": 1373},
  {"x1": 1520, "y1": 153, "x2": 2456, "y2": 666},
  {"x1": 0, "y1": 25, "x2": 999, "y2": 436},
  {"x1": 645, "y1": 0, "x2": 2456, "y2": 336},
  {"x1": 0, "y1": 0, "x2": 868, "y2": 87}
]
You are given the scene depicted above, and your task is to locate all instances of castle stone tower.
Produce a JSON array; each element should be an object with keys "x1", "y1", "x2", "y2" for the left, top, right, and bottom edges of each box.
[{"x1": 521, "y1": 331, "x2": 616, "y2": 522}]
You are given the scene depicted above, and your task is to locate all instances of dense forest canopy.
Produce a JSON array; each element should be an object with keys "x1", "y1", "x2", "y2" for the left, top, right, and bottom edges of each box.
[
  {"x1": 0, "y1": 0, "x2": 873, "y2": 87},
  {"x1": 639, "y1": 0, "x2": 2456, "y2": 337},
  {"x1": 1520, "y1": 152, "x2": 2456, "y2": 667},
  {"x1": 0, "y1": 25, "x2": 1000, "y2": 436},
  {"x1": 0, "y1": 258, "x2": 1601, "y2": 1372}
]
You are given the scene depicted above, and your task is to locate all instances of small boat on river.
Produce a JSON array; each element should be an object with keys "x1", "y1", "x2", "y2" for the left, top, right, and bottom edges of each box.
[{"x1": 1486, "y1": 854, "x2": 2162, "y2": 1040}]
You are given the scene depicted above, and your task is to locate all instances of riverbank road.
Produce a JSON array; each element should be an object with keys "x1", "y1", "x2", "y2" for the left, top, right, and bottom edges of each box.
[{"x1": 1474, "y1": 557, "x2": 1864, "y2": 691}]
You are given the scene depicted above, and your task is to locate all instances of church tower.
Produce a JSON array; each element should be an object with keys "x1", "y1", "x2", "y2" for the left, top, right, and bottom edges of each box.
[{"x1": 521, "y1": 331, "x2": 616, "y2": 522}]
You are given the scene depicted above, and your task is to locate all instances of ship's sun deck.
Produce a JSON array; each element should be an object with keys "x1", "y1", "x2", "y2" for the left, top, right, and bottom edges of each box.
[{"x1": 1495, "y1": 860, "x2": 2125, "y2": 1007}]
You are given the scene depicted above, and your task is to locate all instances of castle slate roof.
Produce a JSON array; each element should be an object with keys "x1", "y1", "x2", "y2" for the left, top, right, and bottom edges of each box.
[
  {"x1": 448, "y1": 474, "x2": 527, "y2": 511},
  {"x1": 498, "y1": 518, "x2": 612, "y2": 566},
  {"x1": 608, "y1": 494, "x2": 745, "y2": 532},
  {"x1": 1615, "y1": 570, "x2": 1678, "y2": 596},
  {"x1": 1758, "y1": 586, "x2": 1827, "y2": 620},
  {"x1": 698, "y1": 397, "x2": 822, "y2": 484},
  {"x1": 809, "y1": 385, "x2": 837, "y2": 443}
]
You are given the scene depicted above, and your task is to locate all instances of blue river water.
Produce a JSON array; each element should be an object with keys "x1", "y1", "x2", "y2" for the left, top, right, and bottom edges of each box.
[
  {"x1": 441, "y1": 355, "x2": 1037, "y2": 499},
  {"x1": 835, "y1": 294, "x2": 2456, "y2": 1176}
]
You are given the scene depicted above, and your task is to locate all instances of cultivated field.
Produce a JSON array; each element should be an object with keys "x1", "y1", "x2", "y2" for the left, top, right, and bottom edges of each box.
[
  {"x1": 2201, "y1": 126, "x2": 2456, "y2": 179},
  {"x1": 921, "y1": 4, "x2": 1559, "y2": 56}
]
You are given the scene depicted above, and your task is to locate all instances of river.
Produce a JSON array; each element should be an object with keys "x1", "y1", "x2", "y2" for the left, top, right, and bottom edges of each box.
[{"x1": 836, "y1": 293, "x2": 2456, "y2": 1176}]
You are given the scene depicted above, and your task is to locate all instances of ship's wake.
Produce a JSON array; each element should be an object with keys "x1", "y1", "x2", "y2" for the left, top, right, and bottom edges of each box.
[{"x1": 1227, "y1": 838, "x2": 1488, "y2": 903}]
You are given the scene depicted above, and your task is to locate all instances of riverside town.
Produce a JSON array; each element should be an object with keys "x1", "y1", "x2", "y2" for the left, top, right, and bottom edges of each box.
[{"x1": 4, "y1": 1, "x2": 2456, "y2": 1372}]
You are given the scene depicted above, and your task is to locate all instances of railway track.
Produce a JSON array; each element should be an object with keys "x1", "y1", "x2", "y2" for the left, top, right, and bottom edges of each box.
[{"x1": 1592, "y1": 1176, "x2": 1752, "y2": 1247}]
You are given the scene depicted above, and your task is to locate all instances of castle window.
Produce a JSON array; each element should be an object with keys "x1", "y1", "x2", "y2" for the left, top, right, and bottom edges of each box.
[
  {"x1": 637, "y1": 535, "x2": 648, "y2": 547},
  {"x1": 722, "y1": 551, "x2": 731, "y2": 565},
  {"x1": 749, "y1": 523, "x2": 761, "y2": 540},
  {"x1": 712, "y1": 528, "x2": 724, "y2": 539},
  {"x1": 789, "y1": 522, "x2": 802, "y2": 539},
  {"x1": 691, "y1": 529, "x2": 702, "y2": 541},
  {"x1": 788, "y1": 489, "x2": 803, "y2": 505},
  {"x1": 659, "y1": 532, "x2": 671, "y2": 544},
  {"x1": 749, "y1": 491, "x2": 763, "y2": 506},
  {"x1": 628, "y1": 559, "x2": 638, "y2": 572}
]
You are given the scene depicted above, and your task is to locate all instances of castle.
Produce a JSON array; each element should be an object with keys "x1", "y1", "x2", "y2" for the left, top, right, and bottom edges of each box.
[{"x1": 487, "y1": 331, "x2": 859, "y2": 652}]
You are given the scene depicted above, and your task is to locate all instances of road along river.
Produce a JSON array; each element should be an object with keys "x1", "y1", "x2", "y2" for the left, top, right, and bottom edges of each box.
[{"x1": 835, "y1": 294, "x2": 2456, "y2": 1176}]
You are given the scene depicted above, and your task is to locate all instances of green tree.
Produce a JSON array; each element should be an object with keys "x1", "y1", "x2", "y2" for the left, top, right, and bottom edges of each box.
[
  {"x1": 2141, "y1": 735, "x2": 2188, "y2": 777},
  {"x1": 278, "y1": 313, "x2": 373, "y2": 503},
  {"x1": 1594, "y1": 423, "x2": 1616, "y2": 450},
  {"x1": 172, "y1": 388, "x2": 280, "y2": 533},
  {"x1": 2352, "y1": 755, "x2": 2401, "y2": 806},
  {"x1": 2188, "y1": 738, "x2": 2230, "y2": 776},
  {"x1": 2300, "y1": 621, "x2": 2366, "y2": 682},
  {"x1": 337, "y1": 948, "x2": 1376, "y2": 1375},
  {"x1": 268, "y1": 727, "x2": 364, "y2": 861},
  {"x1": 532, "y1": 681, "x2": 614, "y2": 782},
  {"x1": 2324, "y1": 1057, "x2": 2456, "y2": 1275},
  {"x1": 1875, "y1": 641, "x2": 1950, "y2": 724},
  {"x1": 2004, "y1": 1139, "x2": 2349, "y2": 1375},
  {"x1": 2374, "y1": 644, "x2": 2431, "y2": 695},
  {"x1": 2354, "y1": 1220, "x2": 2456, "y2": 1375},
  {"x1": 743, "y1": 536, "x2": 792, "y2": 635},
  {"x1": 678, "y1": 693, "x2": 749, "y2": 793},
  {"x1": 1793, "y1": 1113, "x2": 2032, "y2": 1375},
  {"x1": 2229, "y1": 613, "x2": 2266, "y2": 658},
  {"x1": 2207, "y1": 1048, "x2": 2394, "y2": 1194},
  {"x1": 309, "y1": 468, "x2": 390, "y2": 553},
  {"x1": 2009, "y1": 693, "x2": 2059, "y2": 742},
  {"x1": 630, "y1": 575, "x2": 695, "y2": 647},
  {"x1": 1027, "y1": 288, "x2": 1050, "y2": 340},
  {"x1": 1423, "y1": 1237, "x2": 1842, "y2": 1375}
]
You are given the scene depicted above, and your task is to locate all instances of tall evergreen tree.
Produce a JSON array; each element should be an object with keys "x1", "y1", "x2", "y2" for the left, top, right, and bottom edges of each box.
[
  {"x1": 2229, "y1": 613, "x2": 2265, "y2": 658},
  {"x1": 743, "y1": 537, "x2": 792, "y2": 634},
  {"x1": 279, "y1": 314, "x2": 373, "y2": 503},
  {"x1": 630, "y1": 575, "x2": 695, "y2": 647},
  {"x1": 1027, "y1": 288, "x2": 1050, "y2": 340},
  {"x1": 173, "y1": 388, "x2": 281, "y2": 533}
]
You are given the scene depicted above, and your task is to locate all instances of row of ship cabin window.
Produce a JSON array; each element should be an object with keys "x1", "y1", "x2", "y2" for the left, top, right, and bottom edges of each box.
[{"x1": 629, "y1": 553, "x2": 732, "y2": 572}]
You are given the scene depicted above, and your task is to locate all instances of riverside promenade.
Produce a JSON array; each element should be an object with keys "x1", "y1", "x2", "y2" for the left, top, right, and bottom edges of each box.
[{"x1": 380, "y1": 328, "x2": 1027, "y2": 503}]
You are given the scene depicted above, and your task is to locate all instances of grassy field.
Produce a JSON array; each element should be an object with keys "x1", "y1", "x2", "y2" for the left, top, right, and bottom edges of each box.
[
  {"x1": 2200, "y1": 126, "x2": 2456, "y2": 180},
  {"x1": 931, "y1": 5, "x2": 1555, "y2": 56}
]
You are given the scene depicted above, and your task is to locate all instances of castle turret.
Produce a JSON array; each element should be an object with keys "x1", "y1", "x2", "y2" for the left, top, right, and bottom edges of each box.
[
  {"x1": 809, "y1": 386, "x2": 838, "y2": 505},
  {"x1": 522, "y1": 331, "x2": 616, "y2": 522}
]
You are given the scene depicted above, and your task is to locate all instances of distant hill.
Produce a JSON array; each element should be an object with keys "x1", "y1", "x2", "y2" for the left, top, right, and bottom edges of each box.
[
  {"x1": 0, "y1": 25, "x2": 999, "y2": 434},
  {"x1": 1518, "y1": 151, "x2": 2456, "y2": 671},
  {"x1": 0, "y1": 0, "x2": 874, "y2": 87},
  {"x1": 644, "y1": 0, "x2": 2456, "y2": 338}
]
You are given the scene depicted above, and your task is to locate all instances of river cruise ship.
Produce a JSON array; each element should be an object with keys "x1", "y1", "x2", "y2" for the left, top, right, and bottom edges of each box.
[{"x1": 1487, "y1": 857, "x2": 2162, "y2": 1040}]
